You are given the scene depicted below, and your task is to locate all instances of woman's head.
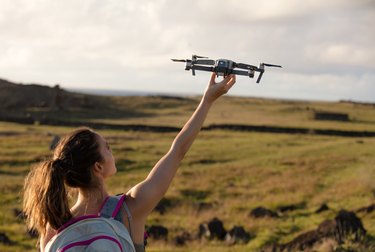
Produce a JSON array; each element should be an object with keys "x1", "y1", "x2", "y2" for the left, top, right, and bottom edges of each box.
[
  {"x1": 53, "y1": 127, "x2": 107, "y2": 188},
  {"x1": 23, "y1": 127, "x2": 116, "y2": 235}
]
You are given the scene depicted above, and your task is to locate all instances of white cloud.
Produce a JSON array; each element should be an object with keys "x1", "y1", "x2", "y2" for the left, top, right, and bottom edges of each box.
[{"x1": 0, "y1": 0, "x2": 374, "y2": 101}]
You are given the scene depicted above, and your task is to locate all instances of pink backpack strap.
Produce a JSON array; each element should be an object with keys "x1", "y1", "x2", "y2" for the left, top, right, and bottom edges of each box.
[
  {"x1": 99, "y1": 194, "x2": 127, "y2": 219},
  {"x1": 99, "y1": 194, "x2": 141, "y2": 244}
]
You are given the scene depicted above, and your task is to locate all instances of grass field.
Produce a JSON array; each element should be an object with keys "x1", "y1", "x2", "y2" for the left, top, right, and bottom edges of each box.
[{"x1": 0, "y1": 96, "x2": 374, "y2": 251}]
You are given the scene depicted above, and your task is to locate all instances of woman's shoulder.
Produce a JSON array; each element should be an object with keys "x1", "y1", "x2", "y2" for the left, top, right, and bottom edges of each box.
[{"x1": 40, "y1": 224, "x2": 57, "y2": 251}]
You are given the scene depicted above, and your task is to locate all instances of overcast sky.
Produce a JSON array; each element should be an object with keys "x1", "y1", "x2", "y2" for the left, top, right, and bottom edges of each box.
[{"x1": 1, "y1": 0, "x2": 374, "y2": 102}]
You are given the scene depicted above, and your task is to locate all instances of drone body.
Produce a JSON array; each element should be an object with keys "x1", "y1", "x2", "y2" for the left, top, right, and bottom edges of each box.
[{"x1": 172, "y1": 55, "x2": 282, "y2": 83}]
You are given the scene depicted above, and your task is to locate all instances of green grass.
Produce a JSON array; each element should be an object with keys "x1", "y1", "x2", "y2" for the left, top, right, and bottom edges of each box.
[{"x1": 0, "y1": 96, "x2": 375, "y2": 251}]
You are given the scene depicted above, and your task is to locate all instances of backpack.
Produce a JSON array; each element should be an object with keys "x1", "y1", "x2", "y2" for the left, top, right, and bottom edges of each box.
[{"x1": 45, "y1": 194, "x2": 136, "y2": 252}]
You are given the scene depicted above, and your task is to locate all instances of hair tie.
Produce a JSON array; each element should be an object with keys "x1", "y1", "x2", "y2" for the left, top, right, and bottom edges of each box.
[{"x1": 51, "y1": 159, "x2": 66, "y2": 172}]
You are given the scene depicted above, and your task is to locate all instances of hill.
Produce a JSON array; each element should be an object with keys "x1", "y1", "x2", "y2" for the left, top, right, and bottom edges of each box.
[
  {"x1": 0, "y1": 78, "x2": 156, "y2": 123},
  {"x1": 0, "y1": 78, "x2": 106, "y2": 110},
  {"x1": 0, "y1": 78, "x2": 375, "y2": 251},
  {"x1": 1, "y1": 77, "x2": 375, "y2": 135}
]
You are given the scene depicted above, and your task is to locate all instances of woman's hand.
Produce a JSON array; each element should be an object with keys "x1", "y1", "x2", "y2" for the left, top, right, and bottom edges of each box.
[{"x1": 203, "y1": 73, "x2": 236, "y2": 104}]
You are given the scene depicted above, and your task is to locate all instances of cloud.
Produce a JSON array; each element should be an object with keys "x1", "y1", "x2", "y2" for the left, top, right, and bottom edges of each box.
[{"x1": 0, "y1": 0, "x2": 374, "y2": 101}]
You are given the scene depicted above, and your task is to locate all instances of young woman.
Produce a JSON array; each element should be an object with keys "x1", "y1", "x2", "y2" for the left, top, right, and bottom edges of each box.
[{"x1": 23, "y1": 73, "x2": 236, "y2": 251}]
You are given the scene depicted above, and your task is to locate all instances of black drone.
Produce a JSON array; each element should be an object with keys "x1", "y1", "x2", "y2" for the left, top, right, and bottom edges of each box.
[{"x1": 172, "y1": 55, "x2": 282, "y2": 83}]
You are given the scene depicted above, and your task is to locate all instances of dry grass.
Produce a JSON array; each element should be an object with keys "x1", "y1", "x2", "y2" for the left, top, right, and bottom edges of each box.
[{"x1": 0, "y1": 96, "x2": 374, "y2": 251}]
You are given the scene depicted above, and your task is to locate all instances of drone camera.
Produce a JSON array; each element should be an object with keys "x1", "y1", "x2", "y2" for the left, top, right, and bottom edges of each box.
[{"x1": 214, "y1": 59, "x2": 235, "y2": 77}]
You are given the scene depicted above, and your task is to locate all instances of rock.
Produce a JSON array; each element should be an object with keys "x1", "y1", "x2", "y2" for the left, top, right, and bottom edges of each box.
[
  {"x1": 173, "y1": 231, "x2": 191, "y2": 246},
  {"x1": 263, "y1": 209, "x2": 367, "y2": 251},
  {"x1": 314, "y1": 111, "x2": 350, "y2": 122},
  {"x1": 198, "y1": 217, "x2": 226, "y2": 240},
  {"x1": 333, "y1": 209, "x2": 366, "y2": 243},
  {"x1": 12, "y1": 209, "x2": 38, "y2": 238},
  {"x1": 277, "y1": 202, "x2": 306, "y2": 213},
  {"x1": 356, "y1": 203, "x2": 375, "y2": 214},
  {"x1": 225, "y1": 226, "x2": 252, "y2": 245},
  {"x1": 261, "y1": 243, "x2": 281, "y2": 252},
  {"x1": 315, "y1": 203, "x2": 329, "y2": 213},
  {"x1": 281, "y1": 230, "x2": 321, "y2": 251},
  {"x1": 317, "y1": 219, "x2": 336, "y2": 236},
  {"x1": 0, "y1": 232, "x2": 12, "y2": 245},
  {"x1": 27, "y1": 229, "x2": 38, "y2": 238},
  {"x1": 198, "y1": 223, "x2": 210, "y2": 239},
  {"x1": 146, "y1": 225, "x2": 168, "y2": 241},
  {"x1": 250, "y1": 207, "x2": 278, "y2": 218},
  {"x1": 13, "y1": 208, "x2": 25, "y2": 219},
  {"x1": 154, "y1": 197, "x2": 176, "y2": 215},
  {"x1": 174, "y1": 236, "x2": 186, "y2": 246}
]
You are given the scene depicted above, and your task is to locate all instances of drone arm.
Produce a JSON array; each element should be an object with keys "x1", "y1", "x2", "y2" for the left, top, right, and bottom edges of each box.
[
  {"x1": 192, "y1": 66, "x2": 252, "y2": 78},
  {"x1": 191, "y1": 65, "x2": 215, "y2": 73},
  {"x1": 256, "y1": 71, "x2": 264, "y2": 83},
  {"x1": 231, "y1": 69, "x2": 252, "y2": 76}
]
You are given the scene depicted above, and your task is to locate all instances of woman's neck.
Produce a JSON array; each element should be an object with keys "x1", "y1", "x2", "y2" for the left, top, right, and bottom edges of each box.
[{"x1": 71, "y1": 187, "x2": 109, "y2": 216}]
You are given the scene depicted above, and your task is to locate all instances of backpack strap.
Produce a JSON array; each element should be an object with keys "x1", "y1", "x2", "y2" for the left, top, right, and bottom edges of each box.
[
  {"x1": 99, "y1": 194, "x2": 133, "y2": 236},
  {"x1": 99, "y1": 194, "x2": 147, "y2": 249},
  {"x1": 100, "y1": 194, "x2": 124, "y2": 218}
]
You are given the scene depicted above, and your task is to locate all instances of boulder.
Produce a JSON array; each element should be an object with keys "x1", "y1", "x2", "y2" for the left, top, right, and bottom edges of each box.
[
  {"x1": 198, "y1": 217, "x2": 226, "y2": 240},
  {"x1": 27, "y1": 229, "x2": 38, "y2": 239},
  {"x1": 154, "y1": 197, "x2": 179, "y2": 215},
  {"x1": 146, "y1": 225, "x2": 168, "y2": 241},
  {"x1": 13, "y1": 208, "x2": 25, "y2": 219},
  {"x1": 225, "y1": 226, "x2": 252, "y2": 245},
  {"x1": 281, "y1": 230, "x2": 321, "y2": 251},
  {"x1": 332, "y1": 209, "x2": 366, "y2": 243},
  {"x1": 277, "y1": 202, "x2": 306, "y2": 213},
  {"x1": 313, "y1": 112, "x2": 349, "y2": 122},
  {"x1": 250, "y1": 206, "x2": 279, "y2": 218},
  {"x1": 173, "y1": 231, "x2": 191, "y2": 246},
  {"x1": 315, "y1": 203, "x2": 329, "y2": 213},
  {"x1": 356, "y1": 203, "x2": 375, "y2": 214},
  {"x1": 0, "y1": 232, "x2": 12, "y2": 245},
  {"x1": 262, "y1": 209, "x2": 367, "y2": 251}
]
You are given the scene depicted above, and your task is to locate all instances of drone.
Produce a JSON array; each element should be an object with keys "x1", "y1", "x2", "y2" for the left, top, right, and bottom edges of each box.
[{"x1": 171, "y1": 55, "x2": 282, "y2": 83}]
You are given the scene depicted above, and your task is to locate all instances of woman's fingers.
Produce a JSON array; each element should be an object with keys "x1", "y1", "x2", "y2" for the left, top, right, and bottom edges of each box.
[
  {"x1": 226, "y1": 74, "x2": 236, "y2": 89},
  {"x1": 221, "y1": 75, "x2": 236, "y2": 88},
  {"x1": 209, "y1": 72, "x2": 217, "y2": 86}
]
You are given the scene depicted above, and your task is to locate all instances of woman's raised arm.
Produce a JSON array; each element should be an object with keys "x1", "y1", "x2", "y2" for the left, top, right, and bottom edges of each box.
[{"x1": 127, "y1": 73, "x2": 236, "y2": 218}]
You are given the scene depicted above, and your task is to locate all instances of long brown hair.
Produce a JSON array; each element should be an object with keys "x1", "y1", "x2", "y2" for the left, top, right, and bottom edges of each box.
[{"x1": 23, "y1": 127, "x2": 103, "y2": 235}]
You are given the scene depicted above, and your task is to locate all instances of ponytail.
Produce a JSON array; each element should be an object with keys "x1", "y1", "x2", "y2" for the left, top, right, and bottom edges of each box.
[{"x1": 23, "y1": 159, "x2": 72, "y2": 235}]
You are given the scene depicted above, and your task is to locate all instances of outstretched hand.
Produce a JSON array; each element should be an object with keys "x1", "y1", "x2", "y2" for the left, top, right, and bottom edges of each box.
[{"x1": 203, "y1": 73, "x2": 236, "y2": 103}]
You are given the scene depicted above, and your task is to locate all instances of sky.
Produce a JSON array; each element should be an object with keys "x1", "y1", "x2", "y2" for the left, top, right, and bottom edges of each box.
[{"x1": 0, "y1": 0, "x2": 374, "y2": 102}]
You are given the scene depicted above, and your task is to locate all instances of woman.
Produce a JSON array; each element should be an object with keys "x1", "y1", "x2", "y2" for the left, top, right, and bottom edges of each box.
[{"x1": 23, "y1": 73, "x2": 236, "y2": 251}]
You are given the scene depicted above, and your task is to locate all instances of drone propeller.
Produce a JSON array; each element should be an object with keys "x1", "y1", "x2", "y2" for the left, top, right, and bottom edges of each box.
[
  {"x1": 194, "y1": 55, "x2": 208, "y2": 59},
  {"x1": 262, "y1": 63, "x2": 282, "y2": 68},
  {"x1": 171, "y1": 59, "x2": 188, "y2": 62}
]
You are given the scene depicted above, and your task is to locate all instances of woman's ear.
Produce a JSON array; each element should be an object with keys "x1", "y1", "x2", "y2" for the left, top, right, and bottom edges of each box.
[{"x1": 93, "y1": 162, "x2": 103, "y2": 174}]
